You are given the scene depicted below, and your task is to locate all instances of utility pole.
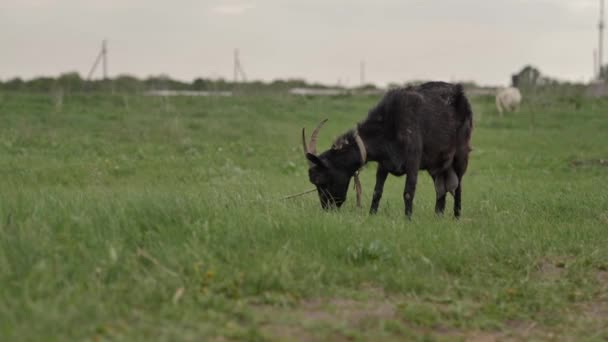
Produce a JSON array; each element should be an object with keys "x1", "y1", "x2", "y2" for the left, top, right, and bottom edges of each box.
[
  {"x1": 594, "y1": 49, "x2": 599, "y2": 79},
  {"x1": 360, "y1": 60, "x2": 366, "y2": 86},
  {"x1": 102, "y1": 40, "x2": 108, "y2": 80},
  {"x1": 233, "y1": 49, "x2": 238, "y2": 83},
  {"x1": 599, "y1": 0, "x2": 605, "y2": 79},
  {"x1": 233, "y1": 49, "x2": 247, "y2": 83}
]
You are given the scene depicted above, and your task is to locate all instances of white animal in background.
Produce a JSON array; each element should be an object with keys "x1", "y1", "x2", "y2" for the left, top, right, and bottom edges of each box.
[{"x1": 495, "y1": 87, "x2": 522, "y2": 116}]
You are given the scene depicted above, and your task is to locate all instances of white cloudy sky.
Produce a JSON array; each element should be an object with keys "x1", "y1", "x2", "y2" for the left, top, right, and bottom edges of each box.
[{"x1": 0, "y1": 0, "x2": 602, "y2": 86}]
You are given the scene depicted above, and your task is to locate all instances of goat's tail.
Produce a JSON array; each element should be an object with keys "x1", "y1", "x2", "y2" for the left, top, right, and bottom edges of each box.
[{"x1": 452, "y1": 84, "x2": 474, "y2": 142}]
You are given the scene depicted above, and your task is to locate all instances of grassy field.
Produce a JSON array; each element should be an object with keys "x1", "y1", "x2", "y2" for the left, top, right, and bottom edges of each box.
[{"x1": 0, "y1": 90, "x2": 607, "y2": 341}]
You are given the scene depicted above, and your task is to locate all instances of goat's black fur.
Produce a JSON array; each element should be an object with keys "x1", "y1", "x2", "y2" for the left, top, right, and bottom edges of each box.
[{"x1": 306, "y1": 81, "x2": 473, "y2": 218}]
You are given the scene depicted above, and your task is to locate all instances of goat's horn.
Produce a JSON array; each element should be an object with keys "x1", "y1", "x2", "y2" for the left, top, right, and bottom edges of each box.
[
  {"x1": 302, "y1": 128, "x2": 309, "y2": 154},
  {"x1": 302, "y1": 128, "x2": 315, "y2": 167},
  {"x1": 308, "y1": 119, "x2": 328, "y2": 155}
]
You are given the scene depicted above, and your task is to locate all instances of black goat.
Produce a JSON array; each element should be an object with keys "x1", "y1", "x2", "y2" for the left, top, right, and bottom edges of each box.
[{"x1": 302, "y1": 82, "x2": 473, "y2": 218}]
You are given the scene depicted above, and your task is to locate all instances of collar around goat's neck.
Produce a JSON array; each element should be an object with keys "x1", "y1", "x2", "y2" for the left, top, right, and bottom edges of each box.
[
  {"x1": 353, "y1": 129, "x2": 367, "y2": 167},
  {"x1": 352, "y1": 129, "x2": 367, "y2": 209}
]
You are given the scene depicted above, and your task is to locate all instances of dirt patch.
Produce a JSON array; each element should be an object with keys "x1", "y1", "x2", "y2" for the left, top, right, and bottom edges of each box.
[
  {"x1": 534, "y1": 257, "x2": 569, "y2": 281},
  {"x1": 300, "y1": 297, "x2": 395, "y2": 327},
  {"x1": 255, "y1": 278, "x2": 607, "y2": 341},
  {"x1": 597, "y1": 271, "x2": 608, "y2": 288},
  {"x1": 454, "y1": 321, "x2": 554, "y2": 342},
  {"x1": 262, "y1": 323, "x2": 334, "y2": 342},
  {"x1": 256, "y1": 289, "x2": 397, "y2": 341},
  {"x1": 464, "y1": 331, "x2": 511, "y2": 342},
  {"x1": 579, "y1": 301, "x2": 608, "y2": 321},
  {"x1": 255, "y1": 292, "x2": 547, "y2": 341},
  {"x1": 564, "y1": 298, "x2": 608, "y2": 340},
  {"x1": 600, "y1": 213, "x2": 608, "y2": 225}
]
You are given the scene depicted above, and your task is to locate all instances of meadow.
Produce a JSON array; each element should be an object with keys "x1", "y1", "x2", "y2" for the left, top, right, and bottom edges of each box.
[{"x1": 0, "y1": 90, "x2": 607, "y2": 341}]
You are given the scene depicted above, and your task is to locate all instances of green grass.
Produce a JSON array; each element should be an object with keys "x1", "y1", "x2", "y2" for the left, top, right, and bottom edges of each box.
[{"x1": 0, "y1": 91, "x2": 607, "y2": 341}]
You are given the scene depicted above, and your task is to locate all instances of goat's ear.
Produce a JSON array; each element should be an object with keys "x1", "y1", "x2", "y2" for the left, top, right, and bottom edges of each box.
[{"x1": 306, "y1": 153, "x2": 328, "y2": 169}]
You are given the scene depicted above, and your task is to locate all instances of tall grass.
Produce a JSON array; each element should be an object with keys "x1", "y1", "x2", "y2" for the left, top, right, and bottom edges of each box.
[{"x1": 0, "y1": 92, "x2": 607, "y2": 340}]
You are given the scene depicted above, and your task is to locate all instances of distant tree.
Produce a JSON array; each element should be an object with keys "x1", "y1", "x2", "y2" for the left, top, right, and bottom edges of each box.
[
  {"x1": 511, "y1": 65, "x2": 541, "y2": 88},
  {"x1": 3, "y1": 77, "x2": 25, "y2": 91},
  {"x1": 57, "y1": 72, "x2": 83, "y2": 93},
  {"x1": 26, "y1": 77, "x2": 55, "y2": 92},
  {"x1": 114, "y1": 74, "x2": 142, "y2": 93},
  {"x1": 144, "y1": 74, "x2": 172, "y2": 90},
  {"x1": 0, "y1": 73, "x2": 385, "y2": 94},
  {"x1": 248, "y1": 80, "x2": 265, "y2": 89},
  {"x1": 209, "y1": 78, "x2": 229, "y2": 91},
  {"x1": 192, "y1": 78, "x2": 210, "y2": 90},
  {"x1": 354, "y1": 83, "x2": 378, "y2": 91},
  {"x1": 142, "y1": 74, "x2": 190, "y2": 91},
  {"x1": 600, "y1": 64, "x2": 608, "y2": 82}
]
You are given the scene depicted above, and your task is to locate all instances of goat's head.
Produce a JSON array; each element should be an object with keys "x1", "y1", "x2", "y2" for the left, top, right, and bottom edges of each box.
[{"x1": 302, "y1": 119, "x2": 364, "y2": 210}]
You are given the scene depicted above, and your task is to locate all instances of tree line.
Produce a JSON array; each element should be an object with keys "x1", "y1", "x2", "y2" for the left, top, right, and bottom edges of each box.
[
  {"x1": 0, "y1": 72, "x2": 379, "y2": 94},
  {"x1": 0, "y1": 66, "x2": 596, "y2": 95}
]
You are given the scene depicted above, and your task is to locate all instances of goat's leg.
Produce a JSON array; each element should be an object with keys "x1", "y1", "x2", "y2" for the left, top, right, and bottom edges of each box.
[
  {"x1": 435, "y1": 194, "x2": 447, "y2": 215},
  {"x1": 452, "y1": 153, "x2": 470, "y2": 219},
  {"x1": 403, "y1": 161, "x2": 420, "y2": 219},
  {"x1": 453, "y1": 184, "x2": 462, "y2": 218},
  {"x1": 496, "y1": 97, "x2": 503, "y2": 117},
  {"x1": 370, "y1": 166, "x2": 389, "y2": 215},
  {"x1": 434, "y1": 169, "x2": 458, "y2": 216},
  {"x1": 432, "y1": 173, "x2": 447, "y2": 215}
]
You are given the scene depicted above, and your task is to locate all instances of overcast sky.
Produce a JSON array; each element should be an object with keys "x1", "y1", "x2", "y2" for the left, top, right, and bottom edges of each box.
[{"x1": 0, "y1": 0, "x2": 603, "y2": 86}]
